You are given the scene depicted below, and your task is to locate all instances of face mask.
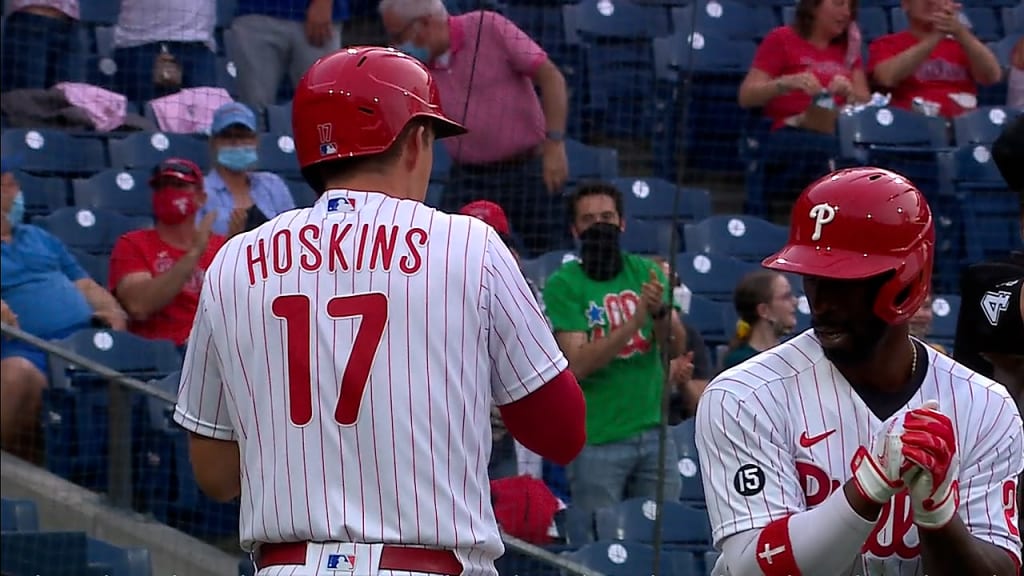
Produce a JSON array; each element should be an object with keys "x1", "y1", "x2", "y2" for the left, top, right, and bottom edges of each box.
[
  {"x1": 578, "y1": 222, "x2": 623, "y2": 281},
  {"x1": 397, "y1": 40, "x2": 430, "y2": 63},
  {"x1": 153, "y1": 187, "x2": 200, "y2": 225},
  {"x1": 6, "y1": 190, "x2": 25, "y2": 226},
  {"x1": 217, "y1": 145, "x2": 259, "y2": 172}
]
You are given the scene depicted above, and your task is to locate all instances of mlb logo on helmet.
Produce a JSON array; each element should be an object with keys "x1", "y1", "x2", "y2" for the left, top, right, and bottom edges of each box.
[{"x1": 318, "y1": 123, "x2": 337, "y2": 156}]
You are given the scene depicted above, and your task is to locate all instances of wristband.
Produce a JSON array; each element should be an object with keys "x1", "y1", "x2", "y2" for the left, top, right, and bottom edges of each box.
[{"x1": 652, "y1": 305, "x2": 670, "y2": 320}]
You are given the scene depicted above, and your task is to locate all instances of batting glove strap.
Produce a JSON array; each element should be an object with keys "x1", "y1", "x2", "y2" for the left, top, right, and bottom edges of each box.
[
  {"x1": 851, "y1": 446, "x2": 903, "y2": 505},
  {"x1": 908, "y1": 470, "x2": 961, "y2": 530}
]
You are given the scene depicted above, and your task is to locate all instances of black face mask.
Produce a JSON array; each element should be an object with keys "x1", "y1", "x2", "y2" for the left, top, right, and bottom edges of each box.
[{"x1": 578, "y1": 222, "x2": 623, "y2": 281}]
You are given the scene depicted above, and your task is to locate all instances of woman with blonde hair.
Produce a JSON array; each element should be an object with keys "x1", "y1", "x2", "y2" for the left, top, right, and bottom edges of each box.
[{"x1": 723, "y1": 270, "x2": 799, "y2": 369}]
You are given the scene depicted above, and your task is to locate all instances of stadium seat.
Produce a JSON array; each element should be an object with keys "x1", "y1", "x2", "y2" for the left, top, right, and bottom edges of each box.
[
  {"x1": 962, "y1": 7, "x2": 1002, "y2": 42},
  {"x1": 672, "y1": 0, "x2": 776, "y2": 41},
  {"x1": 1, "y1": 130, "x2": 107, "y2": 176},
  {"x1": 216, "y1": 57, "x2": 240, "y2": 97},
  {"x1": 947, "y1": 144, "x2": 1019, "y2": 260},
  {"x1": 49, "y1": 329, "x2": 181, "y2": 388},
  {"x1": 217, "y1": 0, "x2": 238, "y2": 26},
  {"x1": 72, "y1": 169, "x2": 154, "y2": 217},
  {"x1": 570, "y1": 0, "x2": 668, "y2": 39},
  {"x1": 32, "y1": 207, "x2": 149, "y2": 255},
  {"x1": 238, "y1": 557, "x2": 256, "y2": 576},
  {"x1": 79, "y1": 0, "x2": 120, "y2": 25},
  {"x1": 258, "y1": 133, "x2": 301, "y2": 177},
  {"x1": 989, "y1": 33, "x2": 1021, "y2": 68},
  {"x1": 0, "y1": 499, "x2": 39, "y2": 533},
  {"x1": 0, "y1": 531, "x2": 90, "y2": 576},
  {"x1": 284, "y1": 178, "x2": 318, "y2": 208},
  {"x1": 611, "y1": 177, "x2": 712, "y2": 223},
  {"x1": 1005, "y1": 4, "x2": 1024, "y2": 34},
  {"x1": 86, "y1": 537, "x2": 152, "y2": 576},
  {"x1": 858, "y1": 7, "x2": 891, "y2": 41},
  {"x1": 683, "y1": 214, "x2": 788, "y2": 262},
  {"x1": 108, "y1": 132, "x2": 209, "y2": 171},
  {"x1": 431, "y1": 140, "x2": 453, "y2": 183},
  {"x1": 683, "y1": 294, "x2": 734, "y2": 347},
  {"x1": 594, "y1": 499, "x2": 712, "y2": 544},
  {"x1": 704, "y1": 550, "x2": 721, "y2": 575},
  {"x1": 425, "y1": 183, "x2": 445, "y2": 208},
  {"x1": 890, "y1": 7, "x2": 908, "y2": 31},
  {"x1": 953, "y1": 106, "x2": 1022, "y2": 145},
  {"x1": 14, "y1": 172, "x2": 68, "y2": 218},
  {"x1": 519, "y1": 250, "x2": 578, "y2": 289},
  {"x1": 621, "y1": 217, "x2": 678, "y2": 255},
  {"x1": 71, "y1": 249, "x2": 112, "y2": 287},
  {"x1": 675, "y1": 252, "x2": 759, "y2": 302},
  {"x1": 929, "y1": 294, "x2": 960, "y2": 345},
  {"x1": 567, "y1": 541, "x2": 673, "y2": 576},
  {"x1": 671, "y1": 418, "x2": 705, "y2": 504},
  {"x1": 565, "y1": 139, "x2": 620, "y2": 183},
  {"x1": 266, "y1": 102, "x2": 292, "y2": 135}
]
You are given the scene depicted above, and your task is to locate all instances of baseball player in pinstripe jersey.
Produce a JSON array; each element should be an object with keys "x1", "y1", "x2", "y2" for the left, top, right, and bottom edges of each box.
[
  {"x1": 697, "y1": 167, "x2": 1023, "y2": 576},
  {"x1": 173, "y1": 47, "x2": 587, "y2": 576}
]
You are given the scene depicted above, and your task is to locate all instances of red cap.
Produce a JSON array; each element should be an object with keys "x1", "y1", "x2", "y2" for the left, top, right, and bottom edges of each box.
[
  {"x1": 459, "y1": 200, "x2": 510, "y2": 235},
  {"x1": 149, "y1": 158, "x2": 203, "y2": 188}
]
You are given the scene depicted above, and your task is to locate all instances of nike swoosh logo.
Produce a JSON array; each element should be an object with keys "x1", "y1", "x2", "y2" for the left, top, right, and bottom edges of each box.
[{"x1": 799, "y1": 429, "x2": 836, "y2": 448}]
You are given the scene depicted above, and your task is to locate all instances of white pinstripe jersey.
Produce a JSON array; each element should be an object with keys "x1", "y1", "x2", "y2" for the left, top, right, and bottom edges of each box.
[
  {"x1": 696, "y1": 330, "x2": 1024, "y2": 576},
  {"x1": 173, "y1": 190, "x2": 567, "y2": 574}
]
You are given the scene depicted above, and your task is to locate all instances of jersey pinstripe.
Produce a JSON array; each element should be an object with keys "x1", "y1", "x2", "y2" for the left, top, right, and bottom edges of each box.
[
  {"x1": 173, "y1": 189, "x2": 567, "y2": 575},
  {"x1": 696, "y1": 330, "x2": 1023, "y2": 575}
]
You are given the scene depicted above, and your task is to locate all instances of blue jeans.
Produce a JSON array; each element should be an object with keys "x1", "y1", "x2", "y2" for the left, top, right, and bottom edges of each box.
[
  {"x1": 566, "y1": 427, "x2": 682, "y2": 542},
  {"x1": 112, "y1": 41, "x2": 217, "y2": 104},
  {"x1": 1, "y1": 11, "x2": 77, "y2": 91}
]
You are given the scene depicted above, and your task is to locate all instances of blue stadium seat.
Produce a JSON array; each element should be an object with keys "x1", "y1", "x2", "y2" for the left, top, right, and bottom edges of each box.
[
  {"x1": 86, "y1": 537, "x2": 152, "y2": 576},
  {"x1": 239, "y1": 556, "x2": 256, "y2": 576},
  {"x1": 683, "y1": 294, "x2": 733, "y2": 347},
  {"x1": 1005, "y1": 4, "x2": 1024, "y2": 34},
  {"x1": 653, "y1": 29, "x2": 757, "y2": 73},
  {"x1": 108, "y1": 132, "x2": 209, "y2": 171},
  {"x1": 33, "y1": 207, "x2": 149, "y2": 255},
  {"x1": 962, "y1": 7, "x2": 1002, "y2": 42},
  {"x1": 683, "y1": 214, "x2": 788, "y2": 262},
  {"x1": 953, "y1": 106, "x2": 1022, "y2": 145},
  {"x1": 14, "y1": 172, "x2": 68, "y2": 218},
  {"x1": 595, "y1": 498, "x2": 712, "y2": 545},
  {"x1": 1, "y1": 130, "x2": 107, "y2": 175},
  {"x1": 929, "y1": 294, "x2": 960, "y2": 345},
  {"x1": 520, "y1": 250, "x2": 578, "y2": 289},
  {"x1": 671, "y1": 418, "x2": 705, "y2": 504},
  {"x1": 284, "y1": 178, "x2": 318, "y2": 208},
  {"x1": 675, "y1": 252, "x2": 760, "y2": 301},
  {"x1": 0, "y1": 499, "x2": 39, "y2": 533},
  {"x1": 217, "y1": 0, "x2": 238, "y2": 26},
  {"x1": 1, "y1": 531, "x2": 90, "y2": 576},
  {"x1": 570, "y1": 0, "x2": 668, "y2": 39},
  {"x1": 425, "y1": 183, "x2": 445, "y2": 208},
  {"x1": 49, "y1": 329, "x2": 181, "y2": 388},
  {"x1": 565, "y1": 138, "x2": 620, "y2": 182},
  {"x1": 611, "y1": 177, "x2": 712, "y2": 223},
  {"x1": 431, "y1": 140, "x2": 453, "y2": 183},
  {"x1": 990, "y1": 33, "x2": 1022, "y2": 68},
  {"x1": 672, "y1": 0, "x2": 776, "y2": 41},
  {"x1": 72, "y1": 169, "x2": 154, "y2": 217},
  {"x1": 947, "y1": 144, "x2": 1019, "y2": 260},
  {"x1": 858, "y1": 6, "x2": 891, "y2": 41},
  {"x1": 704, "y1": 550, "x2": 721, "y2": 575},
  {"x1": 621, "y1": 218, "x2": 678, "y2": 255},
  {"x1": 71, "y1": 249, "x2": 112, "y2": 287},
  {"x1": 567, "y1": 541, "x2": 673, "y2": 576},
  {"x1": 266, "y1": 102, "x2": 292, "y2": 135},
  {"x1": 257, "y1": 134, "x2": 300, "y2": 177},
  {"x1": 216, "y1": 57, "x2": 239, "y2": 97},
  {"x1": 79, "y1": 0, "x2": 120, "y2": 25},
  {"x1": 890, "y1": 7, "x2": 908, "y2": 31}
]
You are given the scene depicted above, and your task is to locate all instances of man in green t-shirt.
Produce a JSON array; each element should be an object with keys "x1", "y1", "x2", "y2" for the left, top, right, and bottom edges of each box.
[{"x1": 543, "y1": 181, "x2": 687, "y2": 538}]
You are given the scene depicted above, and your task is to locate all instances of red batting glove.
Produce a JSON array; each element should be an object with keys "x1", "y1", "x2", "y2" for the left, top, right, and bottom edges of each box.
[{"x1": 901, "y1": 400, "x2": 961, "y2": 530}]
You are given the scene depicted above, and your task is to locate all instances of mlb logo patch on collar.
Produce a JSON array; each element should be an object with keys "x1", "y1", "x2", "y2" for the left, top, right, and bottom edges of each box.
[
  {"x1": 326, "y1": 191, "x2": 358, "y2": 214},
  {"x1": 326, "y1": 553, "x2": 356, "y2": 571}
]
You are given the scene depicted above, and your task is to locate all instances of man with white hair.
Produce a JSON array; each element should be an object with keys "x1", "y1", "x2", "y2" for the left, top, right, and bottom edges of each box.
[{"x1": 379, "y1": 0, "x2": 571, "y2": 257}]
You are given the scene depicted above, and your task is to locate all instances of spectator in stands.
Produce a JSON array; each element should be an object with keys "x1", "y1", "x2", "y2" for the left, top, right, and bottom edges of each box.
[
  {"x1": 739, "y1": 0, "x2": 869, "y2": 215},
  {"x1": 868, "y1": 0, "x2": 1002, "y2": 118},
  {"x1": 909, "y1": 292, "x2": 947, "y2": 353},
  {"x1": 109, "y1": 159, "x2": 225, "y2": 352},
  {"x1": 379, "y1": 0, "x2": 570, "y2": 257},
  {"x1": 0, "y1": 1, "x2": 79, "y2": 92},
  {"x1": 722, "y1": 270, "x2": 798, "y2": 370},
  {"x1": 1009, "y1": 37, "x2": 1024, "y2": 109},
  {"x1": 231, "y1": 0, "x2": 348, "y2": 112},
  {"x1": 198, "y1": 102, "x2": 295, "y2": 237},
  {"x1": 649, "y1": 256, "x2": 711, "y2": 421},
  {"x1": 543, "y1": 182, "x2": 686, "y2": 538},
  {"x1": 1, "y1": 157, "x2": 127, "y2": 462},
  {"x1": 112, "y1": 0, "x2": 217, "y2": 103}
]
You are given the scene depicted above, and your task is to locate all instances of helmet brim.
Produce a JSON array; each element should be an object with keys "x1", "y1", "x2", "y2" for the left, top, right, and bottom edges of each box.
[
  {"x1": 424, "y1": 114, "x2": 467, "y2": 139},
  {"x1": 762, "y1": 244, "x2": 902, "y2": 280}
]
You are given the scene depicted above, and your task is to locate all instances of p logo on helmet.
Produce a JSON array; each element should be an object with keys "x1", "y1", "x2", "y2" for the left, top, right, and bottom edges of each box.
[{"x1": 809, "y1": 203, "x2": 836, "y2": 241}]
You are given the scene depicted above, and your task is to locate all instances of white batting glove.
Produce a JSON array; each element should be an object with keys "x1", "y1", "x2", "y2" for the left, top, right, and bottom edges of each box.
[
  {"x1": 901, "y1": 400, "x2": 961, "y2": 530},
  {"x1": 851, "y1": 414, "x2": 913, "y2": 504}
]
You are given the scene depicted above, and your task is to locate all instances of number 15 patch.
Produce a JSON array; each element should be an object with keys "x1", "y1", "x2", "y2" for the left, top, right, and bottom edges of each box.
[{"x1": 734, "y1": 464, "x2": 766, "y2": 497}]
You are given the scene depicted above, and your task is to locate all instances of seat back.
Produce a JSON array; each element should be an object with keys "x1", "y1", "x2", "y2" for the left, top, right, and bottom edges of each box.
[
  {"x1": 675, "y1": 252, "x2": 759, "y2": 301},
  {"x1": 684, "y1": 214, "x2": 788, "y2": 262},
  {"x1": 108, "y1": 132, "x2": 208, "y2": 170},
  {"x1": 33, "y1": 207, "x2": 149, "y2": 254},
  {"x1": 72, "y1": 169, "x2": 154, "y2": 217}
]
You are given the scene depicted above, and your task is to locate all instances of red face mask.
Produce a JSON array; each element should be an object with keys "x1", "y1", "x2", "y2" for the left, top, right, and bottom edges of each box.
[{"x1": 152, "y1": 187, "x2": 199, "y2": 225}]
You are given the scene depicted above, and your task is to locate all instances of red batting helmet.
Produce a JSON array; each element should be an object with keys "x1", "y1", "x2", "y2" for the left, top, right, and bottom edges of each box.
[
  {"x1": 292, "y1": 46, "x2": 466, "y2": 170},
  {"x1": 762, "y1": 167, "x2": 935, "y2": 324}
]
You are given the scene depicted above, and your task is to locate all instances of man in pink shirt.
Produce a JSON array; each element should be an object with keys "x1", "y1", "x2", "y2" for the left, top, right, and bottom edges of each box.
[
  {"x1": 868, "y1": 0, "x2": 1002, "y2": 118},
  {"x1": 379, "y1": 0, "x2": 570, "y2": 257}
]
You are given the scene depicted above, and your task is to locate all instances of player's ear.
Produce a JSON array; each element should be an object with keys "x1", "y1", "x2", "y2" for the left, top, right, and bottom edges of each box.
[{"x1": 756, "y1": 301, "x2": 771, "y2": 321}]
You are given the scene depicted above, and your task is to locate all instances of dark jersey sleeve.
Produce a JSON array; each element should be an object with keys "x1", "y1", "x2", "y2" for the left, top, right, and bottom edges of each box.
[{"x1": 952, "y1": 253, "x2": 1024, "y2": 377}]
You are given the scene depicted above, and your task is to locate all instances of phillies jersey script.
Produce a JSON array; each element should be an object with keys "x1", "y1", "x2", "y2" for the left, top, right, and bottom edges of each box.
[
  {"x1": 696, "y1": 331, "x2": 1023, "y2": 576},
  {"x1": 173, "y1": 189, "x2": 568, "y2": 575}
]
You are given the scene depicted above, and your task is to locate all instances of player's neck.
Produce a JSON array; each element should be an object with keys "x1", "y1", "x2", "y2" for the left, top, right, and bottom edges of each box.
[{"x1": 835, "y1": 330, "x2": 916, "y2": 393}]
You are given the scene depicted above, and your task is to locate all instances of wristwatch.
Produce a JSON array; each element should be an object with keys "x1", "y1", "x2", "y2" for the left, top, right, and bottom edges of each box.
[{"x1": 651, "y1": 305, "x2": 670, "y2": 320}]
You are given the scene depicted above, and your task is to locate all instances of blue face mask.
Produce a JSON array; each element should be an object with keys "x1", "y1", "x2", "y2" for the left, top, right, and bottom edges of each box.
[
  {"x1": 397, "y1": 41, "x2": 430, "y2": 63},
  {"x1": 6, "y1": 190, "x2": 24, "y2": 226},
  {"x1": 217, "y1": 146, "x2": 259, "y2": 172}
]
